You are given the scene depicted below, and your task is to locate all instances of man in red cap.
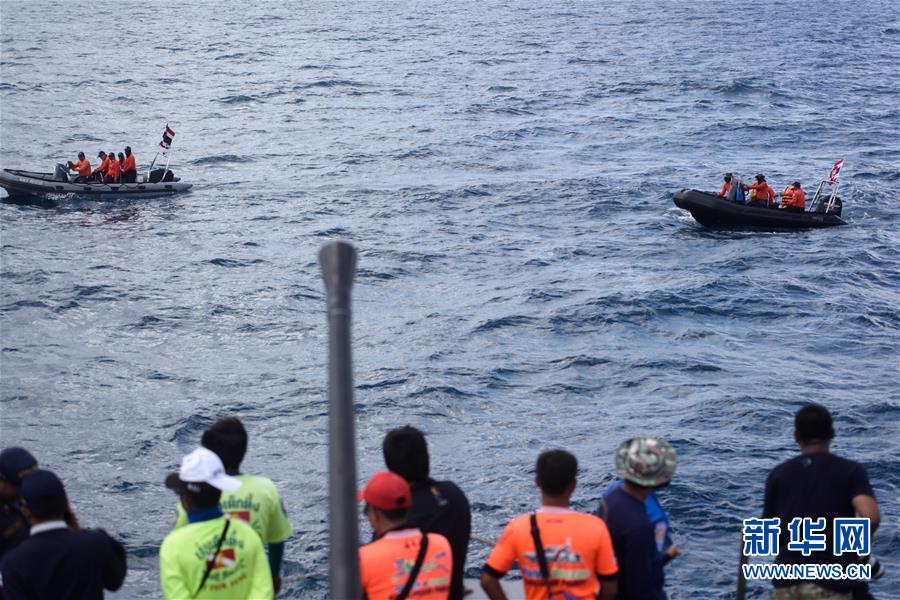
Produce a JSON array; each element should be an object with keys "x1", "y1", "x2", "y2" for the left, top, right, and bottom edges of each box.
[{"x1": 358, "y1": 470, "x2": 453, "y2": 600}]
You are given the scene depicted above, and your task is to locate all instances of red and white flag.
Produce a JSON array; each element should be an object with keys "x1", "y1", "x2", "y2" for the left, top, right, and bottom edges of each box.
[
  {"x1": 828, "y1": 159, "x2": 844, "y2": 184},
  {"x1": 160, "y1": 124, "x2": 175, "y2": 149}
]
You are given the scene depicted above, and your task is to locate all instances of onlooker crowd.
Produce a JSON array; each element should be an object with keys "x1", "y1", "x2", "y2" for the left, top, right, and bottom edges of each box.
[{"x1": 0, "y1": 404, "x2": 883, "y2": 599}]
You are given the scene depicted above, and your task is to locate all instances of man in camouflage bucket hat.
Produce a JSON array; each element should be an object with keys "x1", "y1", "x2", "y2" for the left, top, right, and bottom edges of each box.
[
  {"x1": 615, "y1": 438, "x2": 677, "y2": 487},
  {"x1": 597, "y1": 438, "x2": 677, "y2": 599}
]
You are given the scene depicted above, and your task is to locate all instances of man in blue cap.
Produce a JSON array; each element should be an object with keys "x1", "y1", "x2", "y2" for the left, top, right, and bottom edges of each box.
[
  {"x1": 0, "y1": 447, "x2": 38, "y2": 558},
  {"x1": 0, "y1": 469, "x2": 127, "y2": 599}
]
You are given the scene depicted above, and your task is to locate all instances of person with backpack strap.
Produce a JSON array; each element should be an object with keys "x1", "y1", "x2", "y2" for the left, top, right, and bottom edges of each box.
[
  {"x1": 359, "y1": 470, "x2": 452, "y2": 600},
  {"x1": 159, "y1": 447, "x2": 272, "y2": 599},
  {"x1": 481, "y1": 450, "x2": 618, "y2": 600}
]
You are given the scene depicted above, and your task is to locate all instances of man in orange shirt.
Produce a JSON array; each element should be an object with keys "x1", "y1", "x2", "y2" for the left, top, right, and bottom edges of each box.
[
  {"x1": 359, "y1": 470, "x2": 452, "y2": 600},
  {"x1": 92, "y1": 151, "x2": 109, "y2": 181},
  {"x1": 103, "y1": 151, "x2": 120, "y2": 184},
  {"x1": 481, "y1": 450, "x2": 618, "y2": 600},
  {"x1": 120, "y1": 146, "x2": 137, "y2": 183},
  {"x1": 779, "y1": 181, "x2": 806, "y2": 213},
  {"x1": 744, "y1": 173, "x2": 776, "y2": 207},
  {"x1": 716, "y1": 172, "x2": 732, "y2": 198},
  {"x1": 66, "y1": 152, "x2": 92, "y2": 183}
]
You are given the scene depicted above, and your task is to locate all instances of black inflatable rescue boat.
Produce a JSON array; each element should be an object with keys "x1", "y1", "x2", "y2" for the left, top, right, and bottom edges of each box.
[{"x1": 673, "y1": 189, "x2": 846, "y2": 229}]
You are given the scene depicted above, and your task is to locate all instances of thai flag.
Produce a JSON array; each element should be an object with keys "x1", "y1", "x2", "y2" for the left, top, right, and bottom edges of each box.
[
  {"x1": 829, "y1": 159, "x2": 844, "y2": 184},
  {"x1": 160, "y1": 124, "x2": 175, "y2": 149}
]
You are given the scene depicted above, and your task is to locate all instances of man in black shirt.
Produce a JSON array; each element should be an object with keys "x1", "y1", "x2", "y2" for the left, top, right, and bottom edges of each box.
[
  {"x1": 0, "y1": 469, "x2": 127, "y2": 599},
  {"x1": 0, "y1": 447, "x2": 37, "y2": 559},
  {"x1": 383, "y1": 425, "x2": 471, "y2": 600},
  {"x1": 764, "y1": 403, "x2": 881, "y2": 599}
]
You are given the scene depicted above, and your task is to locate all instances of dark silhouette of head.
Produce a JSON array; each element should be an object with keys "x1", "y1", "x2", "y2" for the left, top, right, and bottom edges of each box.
[
  {"x1": 78, "y1": 152, "x2": 85, "y2": 160},
  {"x1": 202, "y1": 417, "x2": 249, "y2": 472},
  {"x1": 383, "y1": 426, "x2": 430, "y2": 482},
  {"x1": 795, "y1": 403, "x2": 835, "y2": 444},
  {"x1": 124, "y1": 146, "x2": 132, "y2": 156},
  {"x1": 536, "y1": 449, "x2": 577, "y2": 495}
]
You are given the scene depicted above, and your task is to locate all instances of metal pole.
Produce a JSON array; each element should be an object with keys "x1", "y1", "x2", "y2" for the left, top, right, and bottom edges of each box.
[
  {"x1": 147, "y1": 151, "x2": 160, "y2": 179},
  {"x1": 825, "y1": 181, "x2": 840, "y2": 213},
  {"x1": 319, "y1": 241, "x2": 360, "y2": 599}
]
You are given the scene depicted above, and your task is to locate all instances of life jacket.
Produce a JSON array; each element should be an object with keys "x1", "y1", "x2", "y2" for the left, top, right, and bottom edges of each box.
[
  {"x1": 121, "y1": 153, "x2": 136, "y2": 172},
  {"x1": 106, "y1": 158, "x2": 120, "y2": 181},
  {"x1": 719, "y1": 181, "x2": 731, "y2": 197},
  {"x1": 781, "y1": 185, "x2": 794, "y2": 202},
  {"x1": 96, "y1": 157, "x2": 109, "y2": 174},
  {"x1": 789, "y1": 187, "x2": 806, "y2": 209},
  {"x1": 72, "y1": 159, "x2": 91, "y2": 177},
  {"x1": 749, "y1": 181, "x2": 774, "y2": 202}
]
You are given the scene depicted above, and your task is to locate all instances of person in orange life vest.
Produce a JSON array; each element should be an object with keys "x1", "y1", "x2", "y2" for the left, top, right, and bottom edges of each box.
[
  {"x1": 481, "y1": 450, "x2": 618, "y2": 600},
  {"x1": 744, "y1": 173, "x2": 775, "y2": 207},
  {"x1": 92, "y1": 151, "x2": 109, "y2": 181},
  {"x1": 66, "y1": 152, "x2": 92, "y2": 183},
  {"x1": 779, "y1": 181, "x2": 805, "y2": 213},
  {"x1": 103, "y1": 151, "x2": 120, "y2": 184},
  {"x1": 716, "y1": 172, "x2": 732, "y2": 197},
  {"x1": 120, "y1": 146, "x2": 137, "y2": 183},
  {"x1": 359, "y1": 470, "x2": 452, "y2": 600}
]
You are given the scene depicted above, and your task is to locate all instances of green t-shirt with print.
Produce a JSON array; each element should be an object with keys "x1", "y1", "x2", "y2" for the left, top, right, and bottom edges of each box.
[
  {"x1": 160, "y1": 515, "x2": 273, "y2": 599},
  {"x1": 174, "y1": 474, "x2": 293, "y2": 545}
]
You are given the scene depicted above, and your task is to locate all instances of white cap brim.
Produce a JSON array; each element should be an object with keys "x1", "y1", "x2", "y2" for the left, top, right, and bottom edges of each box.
[{"x1": 208, "y1": 472, "x2": 242, "y2": 492}]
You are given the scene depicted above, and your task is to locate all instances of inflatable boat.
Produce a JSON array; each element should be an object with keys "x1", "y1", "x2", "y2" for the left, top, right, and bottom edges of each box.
[
  {"x1": 673, "y1": 189, "x2": 846, "y2": 228},
  {"x1": 0, "y1": 167, "x2": 192, "y2": 199}
]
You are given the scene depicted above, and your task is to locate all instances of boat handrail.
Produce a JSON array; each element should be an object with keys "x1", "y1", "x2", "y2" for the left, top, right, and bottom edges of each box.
[{"x1": 809, "y1": 179, "x2": 840, "y2": 213}]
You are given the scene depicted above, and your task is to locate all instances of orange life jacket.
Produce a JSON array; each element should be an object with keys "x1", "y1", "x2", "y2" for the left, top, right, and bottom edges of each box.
[
  {"x1": 95, "y1": 157, "x2": 109, "y2": 174},
  {"x1": 788, "y1": 187, "x2": 806, "y2": 209},
  {"x1": 106, "y1": 158, "x2": 120, "y2": 181},
  {"x1": 719, "y1": 181, "x2": 731, "y2": 196},
  {"x1": 781, "y1": 185, "x2": 794, "y2": 202},
  {"x1": 72, "y1": 159, "x2": 91, "y2": 177},
  {"x1": 748, "y1": 181, "x2": 774, "y2": 202},
  {"x1": 121, "y1": 153, "x2": 136, "y2": 172}
]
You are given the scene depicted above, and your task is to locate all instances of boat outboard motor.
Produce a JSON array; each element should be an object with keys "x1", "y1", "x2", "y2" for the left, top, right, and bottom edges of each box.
[
  {"x1": 54, "y1": 163, "x2": 69, "y2": 182},
  {"x1": 148, "y1": 168, "x2": 178, "y2": 183},
  {"x1": 815, "y1": 196, "x2": 843, "y2": 216}
]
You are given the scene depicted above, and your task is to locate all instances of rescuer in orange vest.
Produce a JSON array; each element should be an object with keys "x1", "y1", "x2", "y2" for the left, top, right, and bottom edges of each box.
[
  {"x1": 744, "y1": 173, "x2": 776, "y2": 207},
  {"x1": 103, "y1": 151, "x2": 120, "y2": 184},
  {"x1": 93, "y1": 151, "x2": 110, "y2": 181},
  {"x1": 716, "y1": 173, "x2": 732, "y2": 198},
  {"x1": 120, "y1": 146, "x2": 137, "y2": 183},
  {"x1": 779, "y1": 181, "x2": 806, "y2": 213},
  {"x1": 66, "y1": 152, "x2": 92, "y2": 183}
]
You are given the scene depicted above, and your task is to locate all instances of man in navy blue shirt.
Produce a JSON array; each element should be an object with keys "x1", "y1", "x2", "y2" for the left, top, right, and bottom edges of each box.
[
  {"x1": 0, "y1": 447, "x2": 38, "y2": 559},
  {"x1": 764, "y1": 403, "x2": 881, "y2": 599},
  {"x1": 597, "y1": 437, "x2": 677, "y2": 600},
  {"x1": 0, "y1": 469, "x2": 127, "y2": 599}
]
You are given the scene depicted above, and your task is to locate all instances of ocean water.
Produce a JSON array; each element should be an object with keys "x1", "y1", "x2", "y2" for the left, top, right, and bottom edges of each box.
[{"x1": 1, "y1": 0, "x2": 898, "y2": 597}]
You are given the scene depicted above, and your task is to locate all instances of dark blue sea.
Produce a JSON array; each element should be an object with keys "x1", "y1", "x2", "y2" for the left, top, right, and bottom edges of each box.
[{"x1": 1, "y1": 1, "x2": 898, "y2": 597}]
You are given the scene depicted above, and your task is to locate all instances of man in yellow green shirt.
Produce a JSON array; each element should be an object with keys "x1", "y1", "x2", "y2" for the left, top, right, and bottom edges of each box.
[
  {"x1": 160, "y1": 447, "x2": 273, "y2": 599},
  {"x1": 172, "y1": 418, "x2": 293, "y2": 594}
]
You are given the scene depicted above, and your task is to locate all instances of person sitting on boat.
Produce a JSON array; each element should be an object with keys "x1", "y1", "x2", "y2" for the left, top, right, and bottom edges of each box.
[
  {"x1": 779, "y1": 181, "x2": 806, "y2": 213},
  {"x1": 120, "y1": 146, "x2": 137, "y2": 183},
  {"x1": 103, "y1": 151, "x2": 120, "y2": 184},
  {"x1": 92, "y1": 151, "x2": 109, "y2": 182},
  {"x1": 743, "y1": 173, "x2": 775, "y2": 207},
  {"x1": 66, "y1": 152, "x2": 92, "y2": 184},
  {"x1": 716, "y1": 173, "x2": 732, "y2": 198}
]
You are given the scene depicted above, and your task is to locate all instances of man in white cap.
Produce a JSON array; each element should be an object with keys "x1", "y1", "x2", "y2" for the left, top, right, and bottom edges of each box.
[{"x1": 159, "y1": 447, "x2": 273, "y2": 599}]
